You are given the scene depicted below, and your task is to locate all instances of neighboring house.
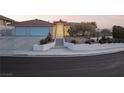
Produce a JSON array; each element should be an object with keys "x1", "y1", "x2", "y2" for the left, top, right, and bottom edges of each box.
[
  {"x1": 0, "y1": 15, "x2": 15, "y2": 36},
  {"x1": 14, "y1": 19, "x2": 53, "y2": 37}
]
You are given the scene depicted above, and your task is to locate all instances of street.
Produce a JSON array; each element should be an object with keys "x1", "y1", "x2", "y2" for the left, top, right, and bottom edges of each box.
[{"x1": 1, "y1": 51, "x2": 124, "y2": 77}]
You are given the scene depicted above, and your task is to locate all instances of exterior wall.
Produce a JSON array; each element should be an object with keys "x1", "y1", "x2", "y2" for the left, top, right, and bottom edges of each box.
[
  {"x1": 53, "y1": 22, "x2": 70, "y2": 38},
  {"x1": 63, "y1": 39, "x2": 124, "y2": 51},
  {"x1": 52, "y1": 25, "x2": 56, "y2": 38},
  {"x1": 64, "y1": 25, "x2": 70, "y2": 36},
  {"x1": 15, "y1": 27, "x2": 51, "y2": 36},
  {"x1": 55, "y1": 23, "x2": 64, "y2": 38},
  {"x1": 0, "y1": 19, "x2": 15, "y2": 36},
  {"x1": 0, "y1": 20, "x2": 4, "y2": 25},
  {"x1": 0, "y1": 19, "x2": 13, "y2": 26}
]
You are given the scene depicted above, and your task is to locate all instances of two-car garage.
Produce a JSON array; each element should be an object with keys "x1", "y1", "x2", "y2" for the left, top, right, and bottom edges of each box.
[
  {"x1": 14, "y1": 19, "x2": 52, "y2": 36},
  {"x1": 15, "y1": 27, "x2": 51, "y2": 36}
]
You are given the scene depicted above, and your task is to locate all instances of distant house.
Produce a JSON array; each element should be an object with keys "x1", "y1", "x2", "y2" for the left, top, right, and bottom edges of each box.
[
  {"x1": 14, "y1": 19, "x2": 53, "y2": 37},
  {"x1": 0, "y1": 15, "x2": 15, "y2": 36},
  {"x1": 0, "y1": 15, "x2": 14, "y2": 26}
]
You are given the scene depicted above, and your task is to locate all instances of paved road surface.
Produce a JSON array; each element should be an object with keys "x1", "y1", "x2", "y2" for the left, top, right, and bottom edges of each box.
[{"x1": 1, "y1": 51, "x2": 124, "y2": 77}]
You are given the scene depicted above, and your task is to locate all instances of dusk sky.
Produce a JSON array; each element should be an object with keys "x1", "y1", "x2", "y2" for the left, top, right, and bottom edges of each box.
[{"x1": 5, "y1": 15, "x2": 124, "y2": 29}]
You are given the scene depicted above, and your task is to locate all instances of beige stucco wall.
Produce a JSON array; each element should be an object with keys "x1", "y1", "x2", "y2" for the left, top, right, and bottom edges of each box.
[
  {"x1": 0, "y1": 20, "x2": 5, "y2": 25},
  {"x1": 64, "y1": 25, "x2": 70, "y2": 36},
  {"x1": 52, "y1": 22, "x2": 70, "y2": 38},
  {"x1": 56, "y1": 23, "x2": 64, "y2": 38},
  {"x1": 0, "y1": 19, "x2": 13, "y2": 26},
  {"x1": 52, "y1": 25, "x2": 56, "y2": 38}
]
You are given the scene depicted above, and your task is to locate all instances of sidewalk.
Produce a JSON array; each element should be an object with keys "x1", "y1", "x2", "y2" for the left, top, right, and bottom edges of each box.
[{"x1": 1, "y1": 47, "x2": 124, "y2": 57}]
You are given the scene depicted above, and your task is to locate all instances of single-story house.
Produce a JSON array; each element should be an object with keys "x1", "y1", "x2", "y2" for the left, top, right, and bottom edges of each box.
[
  {"x1": 1, "y1": 15, "x2": 71, "y2": 38},
  {"x1": 14, "y1": 19, "x2": 53, "y2": 36},
  {"x1": 0, "y1": 15, "x2": 15, "y2": 36},
  {"x1": 0, "y1": 15, "x2": 14, "y2": 26}
]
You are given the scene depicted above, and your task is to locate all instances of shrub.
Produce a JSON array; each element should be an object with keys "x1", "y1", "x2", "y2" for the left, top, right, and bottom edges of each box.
[
  {"x1": 99, "y1": 36, "x2": 106, "y2": 44},
  {"x1": 113, "y1": 39, "x2": 124, "y2": 43},
  {"x1": 98, "y1": 36, "x2": 124, "y2": 44},
  {"x1": 112, "y1": 25, "x2": 124, "y2": 40},
  {"x1": 119, "y1": 39, "x2": 124, "y2": 43},
  {"x1": 113, "y1": 39, "x2": 119, "y2": 43},
  {"x1": 106, "y1": 38, "x2": 113, "y2": 43},
  {"x1": 40, "y1": 33, "x2": 53, "y2": 45},
  {"x1": 90, "y1": 39, "x2": 95, "y2": 43},
  {"x1": 40, "y1": 39, "x2": 47, "y2": 44},
  {"x1": 85, "y1": 40, "x2": 91, "y2": 44},
  {"x1": 71, "y1": 39, "x2": 77, "y2": 44},
  {"x1": 122, "y1": 40, "x2": 124, "y2": 43},
  {"x1": 99, "y1": 36, "x2": 112, "y2": 44}
]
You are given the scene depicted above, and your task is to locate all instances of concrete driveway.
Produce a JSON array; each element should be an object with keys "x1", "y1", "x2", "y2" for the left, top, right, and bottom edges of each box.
[{"x1": 0, "y1": 36, "x2": 44, "y2": 50}]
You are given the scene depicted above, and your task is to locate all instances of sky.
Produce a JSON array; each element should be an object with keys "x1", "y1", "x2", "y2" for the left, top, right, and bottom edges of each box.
[{"x1": 5, "y1": 15, "x2": 124, "y2": 29}]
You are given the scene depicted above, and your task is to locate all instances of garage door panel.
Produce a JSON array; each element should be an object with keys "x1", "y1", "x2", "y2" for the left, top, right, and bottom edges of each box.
[
  {"x1": 16, "y1": 27, "x2": 50, "y2": 36},
  {"x1": 16, "y1": 27, "x2": 26, "y2": 36},
  {"x1": 30, "y1": 27, "x2": 49, "y2": 36}
]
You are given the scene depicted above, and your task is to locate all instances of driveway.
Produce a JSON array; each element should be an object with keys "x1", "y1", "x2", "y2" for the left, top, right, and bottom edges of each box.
[{"x1": 0, "y1": 36, "x2": 44, "y2": 50}]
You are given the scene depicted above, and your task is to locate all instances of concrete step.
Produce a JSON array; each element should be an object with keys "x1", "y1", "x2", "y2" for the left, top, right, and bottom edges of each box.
[
  {"x1": 55, "y1": 39, "x2": 63, "y2": 46},
  {"x1": 53, "y1": 39, "x2": 64, "y2": 49}
]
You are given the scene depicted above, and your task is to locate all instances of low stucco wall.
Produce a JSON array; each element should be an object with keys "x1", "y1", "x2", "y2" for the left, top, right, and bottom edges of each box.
[
  {"x1": 33, "y1": 40, "x2": 56, "y2": 51},
  {"x1": 63, "y1": 39, "x2": 124, "y2": 51}
]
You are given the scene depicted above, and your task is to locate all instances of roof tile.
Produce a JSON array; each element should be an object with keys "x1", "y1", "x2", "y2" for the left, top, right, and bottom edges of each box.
[{"x1": 14, "y1": 19, "x2": 52, "y2": 27}]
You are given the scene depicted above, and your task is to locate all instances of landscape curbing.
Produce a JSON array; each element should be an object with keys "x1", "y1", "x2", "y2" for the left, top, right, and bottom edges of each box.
[
  {"x1": 1, "y1": 38, "x2": 124, "y2": 57},
  {"x1": 63, "y1": 38, "x2": 124, "y2": 51},
  {"x1": 1, "y1": 46, "x2": 124, "y2": 57}
]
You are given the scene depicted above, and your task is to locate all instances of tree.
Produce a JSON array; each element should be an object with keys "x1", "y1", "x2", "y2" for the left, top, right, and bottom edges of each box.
[
  {"x1": 112, "y1": 26, "x2": 119, "y2": 39},
  {"x1": 101, "y1": 29, "x2": 112, "y2": 36},
  {"x1": 80, "y1": 22, "x2": 97, "y2": 37},
  {"x1": 68, "y1": 22, "x2": 97, "y2": 37},
  {"x1": 68, "y1": 24, "x2": 79, "y2": 37},
  {"x1": 112, "y1": 25, "x2": 124, "y2": 40}
]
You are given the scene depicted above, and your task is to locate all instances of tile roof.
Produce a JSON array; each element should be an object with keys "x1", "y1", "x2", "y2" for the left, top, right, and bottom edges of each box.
[
  {"x1": 0, "y1": 15, "x2": 15, "y2": 21},
  {"x1": 14, "y1": 19, "x2": 52, "y2": 27},
  {"x1": 53, "y1": 19, "x2": 70, "y2": 26}
]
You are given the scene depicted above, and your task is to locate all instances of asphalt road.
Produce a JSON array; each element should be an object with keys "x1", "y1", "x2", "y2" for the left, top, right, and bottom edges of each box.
[{"x1": 0, "y1": 51, "x2": 124, "y2": 77}]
